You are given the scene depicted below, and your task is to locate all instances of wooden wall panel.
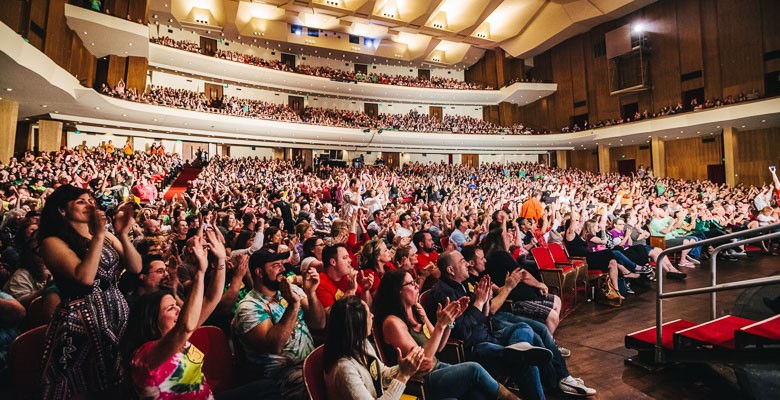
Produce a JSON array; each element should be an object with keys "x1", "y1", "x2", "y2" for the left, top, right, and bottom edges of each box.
[
  {"x1": 734, "y1": 127, "x2": 780, "y2": 187},
  {"x1": 0, "y1": 0, "x2": 27, "y2": 34},
  {"x1": 551, "y1": 42, "x2": 573, "y2": 130},
  {"x1": 38, "y1": 120, "x2": 64, "y2": 154},
  {"x1": 482, "y1": 105, "x2": 499, "y2": 126},
  {"x1": 699, "y1": 0, "x2": 722, "y2": 100},
  {"x1": 129, "y1": 0, "x2": 150, "y2": 24},
  {"x1": 106, "y1": 55, "x2": 127, "y2": 89},
  {"x1": 498, "y1": 102, "x2": 514, "y2": 127},
  {"x1": 126, "y1": 56, "x2": 148, "y2": 93},
  {"x1": 44, "y1": 0, "x2": 71, "y2": 68},
  {"x1": 664, "y1": 135, "x2": 723, "y2": 181},
  {"x1": 0, "y1": 100, "x2": 20, "y2": 163},
  {"x1": 113, "y1": 0, "x2": 130, "y2": 20},
  {"x1": 647, "y1": 0, "x2": 682, "y2": 110},
  {"x1": 570, "y1": 149, "x2": 599, "y2": 173},
  {"x1": 761, "y1": 0, "x2": 780, "y2": 73},
  {"x1": 608, "y1": 144, "x2": 652, "y2": 173},
  {"x1": 569, "y1": 36, "x2": 588, "y2": 116},
  {"x1": 676, "y1": 0, "x2": 703, "y2": 76},
  {"x1": 717, "y1": 0, "x2": 764, "y2": 97}
]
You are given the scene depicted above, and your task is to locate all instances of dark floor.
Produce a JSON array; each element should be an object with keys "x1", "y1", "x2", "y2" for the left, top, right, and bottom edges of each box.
[{"x1": 551, "y1": 253, "x2": 780, "y2": 400}]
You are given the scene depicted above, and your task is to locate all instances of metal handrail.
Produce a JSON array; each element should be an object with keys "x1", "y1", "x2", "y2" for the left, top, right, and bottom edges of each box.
[{"x1": 653, "y1": 222, "x2": 780, "y2": 362}]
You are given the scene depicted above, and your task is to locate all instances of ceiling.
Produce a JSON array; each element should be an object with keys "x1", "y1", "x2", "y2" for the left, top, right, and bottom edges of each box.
[{"x1": 147, "y1": 0, "x2": 656, "y2": 67}]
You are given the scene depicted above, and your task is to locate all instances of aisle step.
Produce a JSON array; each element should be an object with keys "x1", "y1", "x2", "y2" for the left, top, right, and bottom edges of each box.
[
  {"x1": 674, "y1": 315, "x2": 755, "y2": 350},
  {"x1": 625, "y1": 319, "x2": 698, "y2": 350},
  {"x1": 735, "y1": 314, "x2": 780, "y2": 348}
]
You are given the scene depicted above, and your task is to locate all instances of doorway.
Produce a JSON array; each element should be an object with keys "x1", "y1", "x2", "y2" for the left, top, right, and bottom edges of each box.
[
  {"x1": 281, "y1": 53, "x2": 296, "y2": 70},
  {"x1": 461, "y1": 154, "x2": 479, "y2": 168},
  {"x1": 707, "y1": 164, "x2": 725, "y2": 184},
  {"x1": 682, "y1": 87, "x2": 704, "y2": 111},
  {"x1": 617, "y1": 159, "x2": 636, "y2": 176}
]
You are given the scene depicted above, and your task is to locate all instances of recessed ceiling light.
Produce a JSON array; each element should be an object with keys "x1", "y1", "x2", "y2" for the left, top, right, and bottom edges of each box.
[
  {"x1": 84, "y1": 31, "x2": 87, "y2": 34},
  {"x1": 122, "y1": 114, "x2": 127, "y2": 117},
  {"x1": 95, "y1": 107, "x2": 100, "y2": 110},
  {"x1": 41, "y1": 104, "x2": 47, "y2": 108},
  {"x1": 761, "y1": 119, "x2": 766, "y2": 123},
  {"x1": 741, "y1": 125, "x2": 745, "y2": 128},
  {"x1": 4, "y1": 88, "x2": 11, "y2": 91}
]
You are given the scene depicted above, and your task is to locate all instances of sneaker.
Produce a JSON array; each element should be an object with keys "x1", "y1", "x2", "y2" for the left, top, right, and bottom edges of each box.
[
  {"x1": 560, "y1": 376, "x2": 597, "y2": 397},
  {"x1": 625, "y1": 283, "x2": 635, "y2": 294},
  {"x1": 504, "y1": 342, "x2": 553, "y2": 367},
  {"x1": 555, "y1": 342, "x2": 571, "y2": 358},
  {"x1": 636, "y1": 264, "x2": 653, "y2": 274}
]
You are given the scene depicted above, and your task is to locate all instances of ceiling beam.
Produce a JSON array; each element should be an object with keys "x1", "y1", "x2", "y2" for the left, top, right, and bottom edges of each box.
[
  {"x1": 454, "y1": 0, "x2": 503, "y2": 37},
  {"x1": 409, "y1": 0, "x2": 447, "y2": 28}
]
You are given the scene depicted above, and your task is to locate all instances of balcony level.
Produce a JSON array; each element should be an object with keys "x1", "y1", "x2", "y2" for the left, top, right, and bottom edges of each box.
[{"x1": 62, "y1": 3, "x2": 557, "y2": 106}]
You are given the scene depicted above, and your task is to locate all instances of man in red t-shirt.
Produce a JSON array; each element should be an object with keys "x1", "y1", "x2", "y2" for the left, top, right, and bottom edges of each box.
[
  {"x1": 316, "y1": 243, "x2": 373, "y2": 312},
  {"x1": 413, "y1": 231, "x2": 441, "y2": 289}
]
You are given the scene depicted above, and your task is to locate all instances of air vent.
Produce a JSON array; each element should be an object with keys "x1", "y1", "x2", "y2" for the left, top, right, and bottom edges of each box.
[
  {"x1": 271, "y1": 51, "x2": 275, "y2": 55},
  {"x1": 681, "y1": 70, "x2": 703, "y2": 81},
  {"x1": 592, "y1": 151, "x2": 598, "y2": 155},
  {"x1": 639, "y1": 145, "x2": 650, "y2": 150},
  {"x1": 574, "y1": 100, "x2": 586, "y2": 108},
  {"x1": 702, "y1": 137, "x2": 716, "y2": 143}
]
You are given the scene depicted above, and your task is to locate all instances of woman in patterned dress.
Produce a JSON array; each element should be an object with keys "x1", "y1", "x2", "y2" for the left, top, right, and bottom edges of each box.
[{"x1": 38, "y1": 185, "x2": 142, "y2": 399}]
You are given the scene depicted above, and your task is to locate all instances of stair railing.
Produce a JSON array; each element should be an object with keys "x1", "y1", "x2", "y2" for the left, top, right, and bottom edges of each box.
[{"x1": 654, "y1": 222, "x2": 780, "y2": 362}]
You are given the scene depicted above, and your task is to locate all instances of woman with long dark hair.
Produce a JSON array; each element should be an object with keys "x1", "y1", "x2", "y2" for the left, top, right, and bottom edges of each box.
[
  {"x1": 373, "y1": 269, "x2": 518, "y2": 400},
  {"x1": 38, "y1": 185, "x2": 142, "y2": 398},
  {"x1": 482, "y1": 228, "x2": 563, "y2": 334},
  {"x1": 324, "y1": 295, "x2": 425, "y2": 399}
]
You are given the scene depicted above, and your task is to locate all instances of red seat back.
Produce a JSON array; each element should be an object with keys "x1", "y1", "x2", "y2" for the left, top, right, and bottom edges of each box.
[
  {"x1": 9, "y1": 325, "x2": 47, "y2": 397},
  {"x1": 440, "y1": 236, "x2": 450, "y2": 251},
  {"x1": 548, "y1": 243, "x2": 570, "y2": 264},
  {"x1": 531, "y1": 247, "x2": 556, "y2": 269},
  {"x1": 303, "y1": 345, "x2": 327, "y2": 400},
  {"x1": 188, "y1": 326, "x2": 234, "y2": 393}
]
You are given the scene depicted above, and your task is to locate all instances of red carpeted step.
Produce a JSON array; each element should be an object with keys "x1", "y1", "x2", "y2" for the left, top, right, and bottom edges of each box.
[
  {"x1": 164, "y1": 167, "x2": 202, "y2": 202},
  {"x1": 735, "y1": 314, "x2": 780, "y2": 348},
  {"x1": 675, "y1": 315, "x2": 755, "y2": 350},
  {"x1": 625, "y1": 319, "x2": 698, "y2": 350}
]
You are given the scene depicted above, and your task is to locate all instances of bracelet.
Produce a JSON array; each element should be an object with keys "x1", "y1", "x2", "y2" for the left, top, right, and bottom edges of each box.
[
  {"x1": 217, "y1": 263, "x2": 226, "y2": 270},
  {"x1": 447, "y1": 322, "x2": 456, "y2": 329}
]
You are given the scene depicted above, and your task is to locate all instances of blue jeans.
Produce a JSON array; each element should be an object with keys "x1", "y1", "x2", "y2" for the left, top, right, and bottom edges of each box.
[
  {"x1": 494, "y1": 312, "x2": 569, "y2": 390},
  {"x1": 611, "y1": 250, "x2": 638, "y2": 271},
  {"x1": 471, "y1": 317, "x2": 546, "y2": 400},
  {"x1": 425, "y1": 361, "x2": 499, "y2": 400}
]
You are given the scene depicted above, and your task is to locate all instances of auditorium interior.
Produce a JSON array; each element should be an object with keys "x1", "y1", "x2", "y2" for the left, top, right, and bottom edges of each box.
[{"x1": 0, "y1": 0, "x2": 778, "y2": 399}]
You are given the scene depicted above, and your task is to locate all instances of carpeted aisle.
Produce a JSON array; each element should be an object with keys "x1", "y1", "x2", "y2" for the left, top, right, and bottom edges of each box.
[{"x1": 164, "y1": 167, "x2": 201, "y2": 202}]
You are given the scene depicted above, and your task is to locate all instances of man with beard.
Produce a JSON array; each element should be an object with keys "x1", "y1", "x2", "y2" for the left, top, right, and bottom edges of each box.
[
  {"x1": 232, "y1": 247, "x2": 326, "y2": 399},
  {"x1": 413, "y1": 230, "x2": 441, "y2": 287}
]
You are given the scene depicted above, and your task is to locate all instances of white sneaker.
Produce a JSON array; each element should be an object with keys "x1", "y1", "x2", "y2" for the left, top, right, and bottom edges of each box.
[
  {"x1": 559, "y1": 376, "x2": 597, "y2": 397},
  {"x1": 686, "y1": 255, "x2": 701, "y2": 265}
]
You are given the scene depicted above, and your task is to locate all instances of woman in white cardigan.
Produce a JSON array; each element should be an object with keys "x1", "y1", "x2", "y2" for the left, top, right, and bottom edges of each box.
[{"x1": 324, "y1": 295, "x2": 425, "y2": 400}]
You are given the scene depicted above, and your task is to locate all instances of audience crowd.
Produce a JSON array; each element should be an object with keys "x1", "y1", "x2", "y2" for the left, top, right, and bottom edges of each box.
[
  {"x1": 1, "y1": 143, "x2": 779, "y2": 399},
  {"x1": 102, "y1": 82, "x2": 549, "y2": 135},
  {"x1": 561, "y1": 91, "x2": 763, "y2": 133},
  {"x1": 151, "y1": 37, "x2": 493, "y2": 90}
]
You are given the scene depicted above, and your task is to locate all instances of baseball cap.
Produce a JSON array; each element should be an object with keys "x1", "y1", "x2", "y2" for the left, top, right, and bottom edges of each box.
[{"x1": 249, "y1": 247, "x2": 291, "y2": 269}]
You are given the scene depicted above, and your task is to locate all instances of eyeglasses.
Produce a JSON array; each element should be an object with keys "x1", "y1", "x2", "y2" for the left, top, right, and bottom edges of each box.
[{"x1": 401, "y1": 280, "x2": 418, "y2": 288}]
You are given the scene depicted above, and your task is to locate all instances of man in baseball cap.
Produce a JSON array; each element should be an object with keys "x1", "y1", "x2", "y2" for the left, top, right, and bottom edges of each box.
[{"x1": 232, "y1": 247, "x2": 325, "y2": 399}]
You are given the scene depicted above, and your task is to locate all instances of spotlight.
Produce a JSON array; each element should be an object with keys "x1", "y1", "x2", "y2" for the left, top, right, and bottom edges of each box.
[{"x1": 633, "y1": 23, "x2": 645, "y2": 34}]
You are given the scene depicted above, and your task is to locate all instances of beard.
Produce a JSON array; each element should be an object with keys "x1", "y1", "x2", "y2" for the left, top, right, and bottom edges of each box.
[
  {"x1": 263, "y1": 272, "x2": 284, "y2": 291},
  {"x1": 423, "y1": 246, "x2": 436, "y2": 253}
]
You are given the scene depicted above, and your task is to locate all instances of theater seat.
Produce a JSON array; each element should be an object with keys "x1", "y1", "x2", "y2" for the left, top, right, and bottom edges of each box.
[
  {"x1": 303, "y1": 345, "x2": 327, "y2": 400},
  {"x1": 188, "y1": 326, "x2": 234, "y2": 393},
  {"x1": 9, "y1": 325, "x2": 47, "y2": 398}
]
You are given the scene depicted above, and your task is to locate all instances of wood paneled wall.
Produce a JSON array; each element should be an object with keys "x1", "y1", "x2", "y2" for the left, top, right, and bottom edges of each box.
[
  {"x1": 495, "y1": 0, "x2": 780, "y2": 131},
  {"x1": 106, "y1": 55, "x2": 128, "y2": 89},
  {"x1": 608, "y1": 144, "x2": 652, "y2": 173},
  {"x1": 569, "y1": 149, "x2": 599, "y2": 173},
  {"x1": 38, "y1": 120, "x2": 64, "y2": 153},
  {"x1": 126, "y1": 56, "x2": 148, "y2": 93},
  {"x1": 734, "y1": 127, "x2": 780, "y2": 187},
  {"x1": 664, "y1": 135, "x2": 723, "y2": 181}
]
